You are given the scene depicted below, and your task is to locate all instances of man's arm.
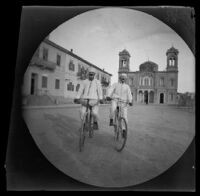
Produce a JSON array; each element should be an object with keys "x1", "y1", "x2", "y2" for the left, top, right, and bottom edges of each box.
[
  {"x1": 107, "y1": 83, "x2": 116, "y2": 98},
  {"x1": 127, "y1": 85, "x2": 133, "y2": 104}
]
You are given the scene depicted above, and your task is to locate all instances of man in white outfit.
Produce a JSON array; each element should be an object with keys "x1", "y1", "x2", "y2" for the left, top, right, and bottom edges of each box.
[
  {"x1": 74, "y1": 67, "x2": 103, "y2": 130},
  {"x1": 106, "y1": 73, "x2": 133, "y2": 128}
]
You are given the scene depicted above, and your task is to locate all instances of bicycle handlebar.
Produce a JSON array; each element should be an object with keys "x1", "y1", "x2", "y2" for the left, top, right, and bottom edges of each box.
[{"x1": 110, "y1": 97, "x2": 129, "y2": 104}]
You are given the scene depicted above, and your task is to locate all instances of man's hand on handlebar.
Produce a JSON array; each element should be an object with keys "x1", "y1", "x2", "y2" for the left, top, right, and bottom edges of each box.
[
  {"x1": 74, "y1": 99, "x2": 80, "y2": 104},
  {"x1": 99, "y1": 99, "x2": 104, "y2": 104},
  {"x1": 106, "y1": 96, "x2": 112, "y2": 101}
]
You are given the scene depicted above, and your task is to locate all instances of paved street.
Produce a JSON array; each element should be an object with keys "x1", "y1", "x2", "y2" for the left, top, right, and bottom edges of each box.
[{"x1": 22, "y1": 104, "x2": 195, "y2": 188}]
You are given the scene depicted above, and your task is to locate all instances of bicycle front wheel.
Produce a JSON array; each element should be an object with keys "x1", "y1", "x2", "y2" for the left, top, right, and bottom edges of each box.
[
  {"x1": 89, "y1": 114, "x2": 94, "y2": 138},
  {"x1": 114, "y1": 117, "x2": 127, "y2": 152}
]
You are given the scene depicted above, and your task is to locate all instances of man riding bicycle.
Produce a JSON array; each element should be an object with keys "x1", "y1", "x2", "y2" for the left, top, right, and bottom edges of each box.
[
  {"x1": 74, "y1": 67, "x2": 103, "y2": 130},
  {"x1": 106, "y1": 73, "x2": 133, "y2": 129}
]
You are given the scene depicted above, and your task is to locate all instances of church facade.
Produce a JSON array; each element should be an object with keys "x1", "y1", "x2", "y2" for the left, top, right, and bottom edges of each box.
[{"x1": 118, "y1": 47, "x2": 179, "y2": 104}]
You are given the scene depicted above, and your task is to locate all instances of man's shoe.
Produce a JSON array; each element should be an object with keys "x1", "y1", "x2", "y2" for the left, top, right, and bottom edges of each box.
[
  {"x1": 109, "y1": 119, "x2": 114, "y2": 126},
  {"x1": 93, "y1": 121, "x2": 99, "y2": 130}
]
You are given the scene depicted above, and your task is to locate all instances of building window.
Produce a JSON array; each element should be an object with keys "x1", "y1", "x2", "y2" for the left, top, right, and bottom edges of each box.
[
  {"x1": 129, "y1": 78, "x2": 134, "y2": 85},
  {"x1": 42, "y1": 76, "x2": 48, "y2": 88},
  {"x1": 78, "y1": 64, "x2": 81, "y2": 73},
  {"x1": 76, "y1": 84, "x2": 80, "y2": 92},
  {"x1": 43, "y1": 48, "x2": 48, "y2": 61},
  {"x1": 55, "y1": 79, "x2": 60, "y2": 89},
  {"x1": 150, "y1": 78, "x2": 153, "y2": 86},
  {"x1": 69, "y1": 60, "x2": 75, "y2": 71},
  {"x1": 96, "y1": 73, "x2": 99, "y2": 80},
  {"x1": 160, "y1": 78, "x2": 164, "y2": 87},
  {"x1": 103, "y1": 89, "x2": 107, "y2": 96},
  {"x1": 170, "y1": 79, "x2": 174, "y2": 86},
  {"x1": 170, "y1": 93, "x2": 173, "y2": 101},
  {"x1": 122, "y1": 60, "x2": 126, "y2": 67},
  {"x1": 67, "y1": 82, "x2": 74, "y2": 91},
  {"x1": 144, "y1": 77, "x2": 150, "y2": 86},
  {"x1": 169, "y1": 57, "x2": 175, "y2": 66},
  {"x1": 57, "y1": 54, "x2": 61, "y2": 66}
]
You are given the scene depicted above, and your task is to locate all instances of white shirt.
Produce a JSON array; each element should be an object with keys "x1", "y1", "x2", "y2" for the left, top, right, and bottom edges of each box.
[
  {"x1": 76, "y1": 79, "x2": 103, "y2": 100},
  {"x1": 107, "y1": 82, "x2": 132, "y2": 103}
]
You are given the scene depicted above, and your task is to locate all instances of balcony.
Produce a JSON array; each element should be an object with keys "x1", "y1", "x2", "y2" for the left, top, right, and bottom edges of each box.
[{"x1": 30, "y1": 56, "x2": 56, "y2": 71}]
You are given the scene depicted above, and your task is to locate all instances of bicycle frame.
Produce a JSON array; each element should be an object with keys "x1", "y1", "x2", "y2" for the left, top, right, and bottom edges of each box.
[
  {"x1": 113, "y1": 98, "x2": 128, "y2": 124},
  {"x1": 84, "y1": 99, "x2": 93, "y2": 133},
  {"x1": 80, "y1": 99, "x2": 99, "y2": 150},
  {"x1": 82, "y1": 99, "x2": 99, "y2": 125}
]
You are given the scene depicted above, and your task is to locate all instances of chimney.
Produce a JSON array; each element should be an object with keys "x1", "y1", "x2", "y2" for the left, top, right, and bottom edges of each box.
[{"x1": 71, "y1": 49, "x2": 73, "y2": 53}]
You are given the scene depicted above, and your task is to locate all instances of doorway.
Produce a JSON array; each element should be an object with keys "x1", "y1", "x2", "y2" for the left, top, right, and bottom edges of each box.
[
  {"x1": 144, "y1": 90, "x2": 148, "y2": 104},
  {"x1": 149, "y1": 91, "x2": 154, "y2": 103},
  {"x1": 160, "y1": 93, "x2": 164, "y2": 104},
  {"x1": 30, "y1": 73, "x2": 38, "y2": 95}
]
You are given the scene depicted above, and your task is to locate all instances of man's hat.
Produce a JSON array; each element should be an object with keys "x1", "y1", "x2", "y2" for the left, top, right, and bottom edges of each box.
[
  {"x1": 88, "y1": 67, "x2": 96, "y2": 75},
  {"x1": 119, "y1": 73, "x2": 127, "y2": 79}
]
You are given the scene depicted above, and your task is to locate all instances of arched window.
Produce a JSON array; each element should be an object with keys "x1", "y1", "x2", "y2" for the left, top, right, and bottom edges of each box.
[
  {"x1": 170, "y1": 93, "x2": 173, "y2": 101},
  {"x1": 145, "y1": 78, "x2": 148, "y2": 86},
  {"x1": 169, "y1": 57, "x2": 175, "y2": 66},
  {"x1": 69, "y1": 60, "x2": 75, "y2": 71},
  {"x1": 122, "y1": 60, "x2": 126, "y2": 67},
  {"x1": 150, "y1": 78, "x2": 153, "y2": 86},
  {"x1": 160, "y1": 78, "x2": 164, "y2": 86},
  {"x1": 139, "y1": 77, "x2": 142, "y2": 86},
  {"x1": 76, "y1": 84, "x2": 80, "y2": 92},
  {"x1": 67, "y1": 82, "x2": 74, "y2": 91},
  {"x1": 170, "y1": 79, "x2": 174, "y2": 86}
]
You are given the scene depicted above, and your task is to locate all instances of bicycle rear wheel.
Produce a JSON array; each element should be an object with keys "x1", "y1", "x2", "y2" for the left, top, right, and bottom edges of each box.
[
  {"x1": 79, "y1": 116, "x2": 87, "y2": 152},
  {"x1": 114, "y1": 117, "x2": 127, "y2": 152}
]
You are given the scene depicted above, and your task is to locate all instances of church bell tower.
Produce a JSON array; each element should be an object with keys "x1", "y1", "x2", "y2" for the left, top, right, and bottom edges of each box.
[
  {"x1": 166, "y1": 46, "x2": 179, "y2": 72},
  {"x1": 118, "y1": 49, "x2": 131, "y2": 74}
]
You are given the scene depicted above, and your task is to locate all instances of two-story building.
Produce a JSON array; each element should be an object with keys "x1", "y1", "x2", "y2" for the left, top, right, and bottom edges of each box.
[{"x1": 22, "y1": 38, "x2": 112, "y2": 104}]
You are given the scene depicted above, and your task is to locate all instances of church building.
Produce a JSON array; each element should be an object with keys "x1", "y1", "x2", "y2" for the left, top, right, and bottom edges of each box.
[{"x1": 118, "y1": 47, "x2": 179, "y2": 104}]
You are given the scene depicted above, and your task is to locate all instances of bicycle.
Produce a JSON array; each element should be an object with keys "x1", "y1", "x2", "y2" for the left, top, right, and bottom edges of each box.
[
  {"x1": 78, "y1": 99, "x2": 98, "y2": 152},
  {"x1": 112, "y1": 98, "x2": 129, "y2": 152}
]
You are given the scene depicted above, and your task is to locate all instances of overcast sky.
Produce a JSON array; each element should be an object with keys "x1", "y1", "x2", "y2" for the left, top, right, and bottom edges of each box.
[{"x1": 49, "y1": 7, "x2": 195, "y2": 93}]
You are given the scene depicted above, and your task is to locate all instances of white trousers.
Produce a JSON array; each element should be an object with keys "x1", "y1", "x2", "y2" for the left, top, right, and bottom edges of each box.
[
  {"x1": 80, "y1": 105, "x2": 99, "y2": 121},
  {"x1": 109, "y1": 100, "x2": 128, "y2": 123}
]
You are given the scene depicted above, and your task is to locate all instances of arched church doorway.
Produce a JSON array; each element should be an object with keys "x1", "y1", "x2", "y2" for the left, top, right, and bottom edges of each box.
[
  {"x1": 149, "y1": 91, "x2": 154, "y2": 103},
  {"x1": 144, "y1": 90, "x2": 148, "y2": 104},
  {"x1": 139, "y1": 90, "x2": 143, "y2": 103},
  {"x1": 160, "y1": 93, "x2": 164, "y2": 104}
]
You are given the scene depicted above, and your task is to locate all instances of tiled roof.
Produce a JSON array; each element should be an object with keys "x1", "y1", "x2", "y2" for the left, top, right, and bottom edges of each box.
[{"x1": 43, "y1": 38, "x2": 112, "y2": 76}]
